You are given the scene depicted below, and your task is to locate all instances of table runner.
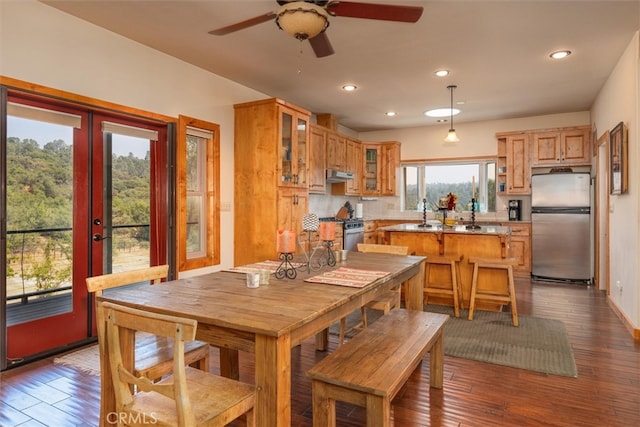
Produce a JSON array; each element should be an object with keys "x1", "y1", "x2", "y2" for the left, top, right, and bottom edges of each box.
[{"x1": 305, "y1": 267, "x2": 390, "y2": 288}]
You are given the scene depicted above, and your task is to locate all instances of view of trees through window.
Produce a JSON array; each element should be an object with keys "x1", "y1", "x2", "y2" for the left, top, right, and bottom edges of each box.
[
  {"x1": 403, "y1": 162, "x2": 496, "y2": 213},
  {"x1": 6, "y1": 116, "x2": 151, "y2": 302}
]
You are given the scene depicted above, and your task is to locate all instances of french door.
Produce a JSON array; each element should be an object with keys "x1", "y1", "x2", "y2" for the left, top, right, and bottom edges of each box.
[{"x1": 2, "y1": 94, "x2": 168, "y2": 367}]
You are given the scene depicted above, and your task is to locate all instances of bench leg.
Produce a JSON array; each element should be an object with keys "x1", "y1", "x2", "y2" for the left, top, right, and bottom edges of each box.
[
  {"x1": 430, "y1": 330, "x2": 444, "y2": 389},
  {"x1": 312, "y1": 380, "x2": 336, "y2": 427},
  {"x1": 366, "y1": 394, "x2": 391, "y2": 427}
]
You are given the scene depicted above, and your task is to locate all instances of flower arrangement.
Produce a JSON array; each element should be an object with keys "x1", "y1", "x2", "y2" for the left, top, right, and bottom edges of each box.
[
  {"x1": 437, "y1": 192, "x2": 458, "y2": 210},
  {"x1": 445, "y1": 192, "x2": 458, "y2": 210}
]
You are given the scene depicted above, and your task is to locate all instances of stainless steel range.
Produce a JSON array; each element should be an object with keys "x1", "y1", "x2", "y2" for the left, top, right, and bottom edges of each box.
[{"x1": 319, "y1": 217, "x2": 364, "y2": 251}]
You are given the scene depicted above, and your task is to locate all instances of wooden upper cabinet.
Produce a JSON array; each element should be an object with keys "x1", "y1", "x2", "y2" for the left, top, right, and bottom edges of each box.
[
  {"x1": 532, "y1": 126, "x2": 591, "y2": 166},
  {"x1": 362, "y1": 141, "x2": 400, "y2": 196},
  {"x1": 346, "y1": 138, "x2": 363, "y2": 194},
  {"x1": 381, "y1": 142, "x2": 400, "y2": 195},
  {"x1": 505, "y1": 134, "x2": 531, "y2": 195},
  {"x1": 278, "y1": 105, "x2": 309, "y2": 188},
  {"x1": 326, "y1": 131, "x2": 346, "y2": 170},
  {"x1": 309, "y1": 124, "x2": 327, "y2": 194},
  {"x1": 363, "y1": 144, "x2": 382, "y2": 195}
]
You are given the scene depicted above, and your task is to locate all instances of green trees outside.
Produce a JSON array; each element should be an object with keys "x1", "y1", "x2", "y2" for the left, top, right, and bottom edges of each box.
[
  {"x1": 407, "y1": 180, "x2": 496, "y2": 213},
  {"x1": 6, "y1": 136, "x2": 149, "y2": 296}
]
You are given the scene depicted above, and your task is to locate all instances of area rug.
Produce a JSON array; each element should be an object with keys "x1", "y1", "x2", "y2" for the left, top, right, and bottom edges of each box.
[
  {"x1": 333, "y1": 304, "x2": 578, "y2": 378},
  {"x1": 53, "y1": 344, "x2": 101, "y2": 376}
]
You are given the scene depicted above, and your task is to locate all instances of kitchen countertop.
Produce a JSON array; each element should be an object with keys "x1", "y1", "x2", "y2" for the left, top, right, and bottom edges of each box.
[{"x1": 378, "y1": 223, "x2": 511, "y2": 235}]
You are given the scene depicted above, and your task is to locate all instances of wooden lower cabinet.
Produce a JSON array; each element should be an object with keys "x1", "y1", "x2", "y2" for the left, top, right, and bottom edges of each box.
[
  {"x1": 363, "y1": 220, "x2": 377, "y2": 244},
  {"x1": 504, "y1": 222, "x2": 531, "y2": 278}
]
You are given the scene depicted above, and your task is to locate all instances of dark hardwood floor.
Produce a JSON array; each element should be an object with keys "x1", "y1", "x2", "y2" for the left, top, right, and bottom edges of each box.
[{"x1": 1, "y1": 278, "x2": 639, "y2": 426}]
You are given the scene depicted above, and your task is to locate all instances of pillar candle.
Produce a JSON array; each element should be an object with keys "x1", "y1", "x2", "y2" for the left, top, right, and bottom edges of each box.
[
  {"x1": 276, "y1": 229, "x2": 296, "y2": 253},
  {"x1": 471, "y1": 176, "x2": 475, "y2": 199},
  {"x1": 319, "y1": 221, "x2": 336, "y2": 241}
]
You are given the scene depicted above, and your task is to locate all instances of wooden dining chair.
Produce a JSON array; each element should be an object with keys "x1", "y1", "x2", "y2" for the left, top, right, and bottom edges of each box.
[
  {"x1": 102, "y1": 301, "x2": 256, "y2": 426},
  {"x1": 338, "y1": 244, "x2": 410, "y2": 345},
  {"x1": 86, "y1": 265, "x2": 210, "y2": 381}
]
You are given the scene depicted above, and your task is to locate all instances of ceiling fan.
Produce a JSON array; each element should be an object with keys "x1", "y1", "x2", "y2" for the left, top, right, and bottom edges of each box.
[{"x1": 209, "y1": 1, "x2": 423, "y2": 58}]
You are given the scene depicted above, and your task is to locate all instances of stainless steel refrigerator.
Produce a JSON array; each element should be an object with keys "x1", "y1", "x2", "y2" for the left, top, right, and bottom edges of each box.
[{"x1": 531, "y1": 172, "x2": 591, "y2": 284}]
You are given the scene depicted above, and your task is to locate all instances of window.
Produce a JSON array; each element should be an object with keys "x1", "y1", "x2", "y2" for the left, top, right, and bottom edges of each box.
[
  {"x1": 177, "y1": 115, "x2": 220, "y2": 270},
  {"x1": 402, "y1": 159, "x2": 496, "y2": 213}
]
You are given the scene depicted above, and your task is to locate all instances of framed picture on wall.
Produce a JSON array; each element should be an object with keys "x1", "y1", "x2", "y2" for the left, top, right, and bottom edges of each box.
[{"x1": 609, "y1": 121, "x2": 628, "y2": 195}]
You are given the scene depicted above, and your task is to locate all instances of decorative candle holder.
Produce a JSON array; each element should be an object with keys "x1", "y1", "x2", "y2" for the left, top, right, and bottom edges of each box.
[
  {"x1": 323, "y1": 240, "x2": 336, "y2": 267},
  {"x1": 466, "y1": 198, "x2": 481, "y2": 230},
  {"x1": 275, "y1": 252, "x2": 297, "y2": 279},
  {"x1": 418, "y1": 197, "x2": 431, "y2": 228}
]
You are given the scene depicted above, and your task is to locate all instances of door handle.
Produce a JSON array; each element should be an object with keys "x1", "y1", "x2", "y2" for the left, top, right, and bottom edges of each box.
[{"x1": 93, "y1": 233, "x2": 111, "y2": 242}]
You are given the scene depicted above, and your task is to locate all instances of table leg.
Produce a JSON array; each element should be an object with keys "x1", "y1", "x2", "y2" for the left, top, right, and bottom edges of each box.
[
  {"x1": 219, "y1": 348, "x2": 239, "y2": 380},
  {"x1": 254, "y1": 333, "x2": 291, "y2": 427},
  {"x1": 315, "y1": 328, "x2": 329, "y2": 351},
  {"x1": 430, "y1": 329, "x2": 444, "y2": 389},
  {"x1": 404, "y1": 260, "x2": 425, "y2": 311}
]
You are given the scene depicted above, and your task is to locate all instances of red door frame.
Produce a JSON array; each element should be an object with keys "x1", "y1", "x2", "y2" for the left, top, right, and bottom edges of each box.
[
  {"x1": 6, "y1": 95, "x2": 91, "y2": 359},
  {"x1": 87, "y1": 113, "x2": 168, "y2": 336},
  {"x1": 5, "y1": 96, "x2": 169, "y2": 359}
]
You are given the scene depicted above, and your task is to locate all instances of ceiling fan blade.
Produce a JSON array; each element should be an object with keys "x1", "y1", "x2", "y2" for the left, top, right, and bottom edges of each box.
[
  {"x1": 309, "y1": 32, "x2": 335, "y2": 58},
  {"x1": 327, "y1": 1, "x2": 423, "y2": 23},
  {"x1": 208, "y1": 11, "x2": 276, "y2": 35}
]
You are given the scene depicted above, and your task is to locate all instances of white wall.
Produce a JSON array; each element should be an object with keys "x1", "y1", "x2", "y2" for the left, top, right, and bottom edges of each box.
[
  {"x1": 0, "y1": 0, "x2": 268, "y2": 277},
  {"x1": 591, "y1": 31, "x2": 639, "y2": 328}
]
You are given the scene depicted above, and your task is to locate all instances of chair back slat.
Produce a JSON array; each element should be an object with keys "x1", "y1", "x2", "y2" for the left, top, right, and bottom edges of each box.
[{"x1": 85, "y1": 265, "x2": 169, "y2": 295}]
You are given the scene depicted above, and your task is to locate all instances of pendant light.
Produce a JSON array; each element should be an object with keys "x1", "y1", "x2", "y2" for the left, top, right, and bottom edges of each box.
[{"x1": 444, "y1": 85, "x2": 460, "y2": 143}]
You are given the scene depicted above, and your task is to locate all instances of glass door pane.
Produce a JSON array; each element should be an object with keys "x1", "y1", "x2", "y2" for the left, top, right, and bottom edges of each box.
[
  {"x1": 4, "y1": 98, "x2": 90, "y2": 364},
  {"x1": 101, "y1": 133, "x2": 151, "y2": 274},
  {"x1": 5, "y1": 117, "x2": 74, "y2": 324}
]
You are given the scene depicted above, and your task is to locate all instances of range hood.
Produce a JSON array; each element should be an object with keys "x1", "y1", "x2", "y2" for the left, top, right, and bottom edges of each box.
[{"x1": 326, "y1": 169, "x2": 354, "y2": 182}]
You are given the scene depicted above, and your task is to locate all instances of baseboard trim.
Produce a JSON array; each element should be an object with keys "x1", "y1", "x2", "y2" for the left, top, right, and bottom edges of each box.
[{"x1": 607, "y1": 297, "x2": 640, "y2": 340}]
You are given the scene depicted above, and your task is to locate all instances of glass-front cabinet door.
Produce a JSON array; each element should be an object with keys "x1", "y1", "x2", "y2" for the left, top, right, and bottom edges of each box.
[
  {"x1": 363, "y1": 144, "x2": 381, "y2": 195},
  {"x1": 278, "y1": 105, "x2": 308, "y2": 188}
]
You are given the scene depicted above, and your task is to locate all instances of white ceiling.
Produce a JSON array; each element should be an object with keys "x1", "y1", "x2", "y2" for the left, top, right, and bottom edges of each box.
[{"x1": 41, "y1": 0, "x2": 639, "y2": 132}]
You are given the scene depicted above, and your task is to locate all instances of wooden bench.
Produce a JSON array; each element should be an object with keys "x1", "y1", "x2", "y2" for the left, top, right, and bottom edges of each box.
[{"x1": 307, "y1": 309, "x2": 449, "y2": 427}]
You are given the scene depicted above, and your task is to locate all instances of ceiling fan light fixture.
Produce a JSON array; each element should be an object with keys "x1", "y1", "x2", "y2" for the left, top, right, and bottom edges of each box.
[
  {"x1": 444, "y1": 85, "x2": 460, "y2": 143},
  {"x1": 276, "y1": 2, "x2": 329, "y2": 41}
]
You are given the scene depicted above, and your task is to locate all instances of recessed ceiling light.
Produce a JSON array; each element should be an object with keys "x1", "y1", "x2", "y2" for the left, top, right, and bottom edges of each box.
[
  {"x1": 425, "y1": 108, "x2": 460, "y2": 118},
  {"x1": 434, "y1": 70, "x2": 450, "y2": 77},
  {"x1": 385, "y1": 111, "x2": 397, "y2": 117},
  {"x1": 341, "y1": 84, "x2": 357, "y2": 91},
  {"x1": 550, "y1": 50, "x2": 571, "y2": 59}
]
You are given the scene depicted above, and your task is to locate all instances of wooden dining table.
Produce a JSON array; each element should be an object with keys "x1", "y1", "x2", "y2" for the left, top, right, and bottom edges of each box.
[{"x1": 96, "y1": 251, "x2": 426, "y2": 427}]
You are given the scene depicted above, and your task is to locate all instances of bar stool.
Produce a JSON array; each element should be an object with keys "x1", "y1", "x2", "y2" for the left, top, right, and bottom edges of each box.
[
  {"x1": 424, "y1": 254, "x2": 464, "y2": 317},
  {"x1": 467, "y1": 256, "x2": 519, "y2": 326}
]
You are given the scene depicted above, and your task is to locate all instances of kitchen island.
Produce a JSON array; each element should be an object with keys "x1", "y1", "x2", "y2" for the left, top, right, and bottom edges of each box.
[{"x1": 379, "y1": 223, "x2": 512, "y2": 311}]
